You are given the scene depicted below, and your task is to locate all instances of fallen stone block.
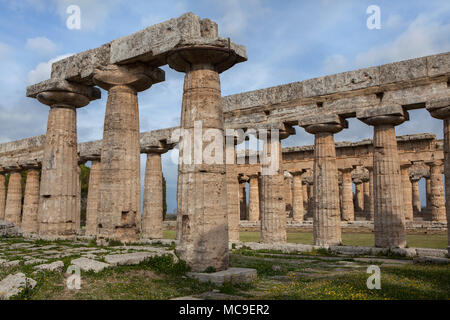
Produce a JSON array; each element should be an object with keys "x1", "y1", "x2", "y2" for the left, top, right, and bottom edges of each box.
[
  {"x1": 0, "y1": 273, "x2": 36, "y2": 299},
  {"x1": 104, "y1": 252, "x2": 155, "y2": 266},
  {"x1": 188, "y1": 268, "x2": 257, "y2": 285},
  {"x1": 413, "y1": 256, "x2": 450, "y2": 265},
  {"x1": 1, "y1": 260, "x2": 21, "y2": 267},
  {"x1": 70, "y1": 257, "x2": 110, "y2": 273},
  {"x1": 34, "y1": 261, "x2": 65, "y2": 272},
  {"x1": 24, "y1": 259, "x2": 47, "y2": 265}
]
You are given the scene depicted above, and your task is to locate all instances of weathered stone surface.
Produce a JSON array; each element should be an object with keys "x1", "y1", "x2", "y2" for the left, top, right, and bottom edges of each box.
[
  {"x1": 339, "y1": 168, "x2": 354, "y2": 221},
  {"x1": 24, "y1": 258, "x2": 47, "y2": 265},
  {"x1": 70, "y1": 257, "x2": 110, "y2": 273},
  {"x1": 292, "y1": 172, "x2": 305, "y2": 222},
  {"x1": 0, "y1": 174, "x2": 5, "y2": 221},
  {"x1": 400, "y1": 164, "x2": 413, "y2": 221},
  {"x1": 33, "y1": 260, "x2": 64, "y2": 272},
  {"x1": 427, "y1": 160, "x2": 446, "y2": 222},
  {"x1": 104, "y1": 252, "x2": 155, "y2": 266},
  {"x1": 26, "y1": 79, "x2": 101, "y2": 100},
  {"x1": 413, "y1": 256, "x2": 450, "y2": 265},
  {"x1": 21, "y1": 169, "x2": 40, "y2": 234},
  {"x1": 85, "y1": 160, "x2": 100, "y2": 236},
  {"x1": 4, "y1": 172, "x2": 22, "y2": 227},
  {"x1": 248, "y1": 175, "x2": 260, "y2": 222},
  {"x1": 0, "y1": 273, "x2": 36, "y2": 299},
  {"x1": 187, "y1": 268, "x2": 257, "y2": 285}
]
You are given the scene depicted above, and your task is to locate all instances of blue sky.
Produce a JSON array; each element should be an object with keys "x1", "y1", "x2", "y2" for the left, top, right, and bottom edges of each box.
[{"x1": 0, "y1": 0, "x2": 449, "y2": 212}]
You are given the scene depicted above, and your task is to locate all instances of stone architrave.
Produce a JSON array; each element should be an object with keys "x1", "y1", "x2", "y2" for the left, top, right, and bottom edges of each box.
[
  {"x1": 167, "y1": 31, "x2": 246, "y2": 271},
  {"x1": 26, "y1": 79, "x2": 100, "y2": 239},
  {"x1": 93, "y1": 63, "x2": 164, "y2": 243},
  {"x1": 21, "y1": 168, "x2": 40, "y2": 234},
  {"x1": 358, "y1": 105, "x2": 408, "y2": 248},
  {"x1": 299, "y1": 114, "x2": 348, "y2": 246}
]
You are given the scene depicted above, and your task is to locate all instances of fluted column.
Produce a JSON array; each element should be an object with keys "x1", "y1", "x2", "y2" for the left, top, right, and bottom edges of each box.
[
  {"x1": 239, "y1": 177, "x2": 248, "y2": 220},
  {"x1": 27, "y1": 79, "x2": 100, "y2": 239},
  {"x1": 366, "y1": 166, "x2": 375, "y2": 220},
  {"x1": 411, "y1": 177, "x2": 422, "y2": 214},
  {"x1": 302, "y1": 181, "x2": 308, "y2": 215},
  {"x1": 4, "y1": 171, "x2": 22, "y2": 227},
  {"x1": 21, "y1": 168, "x2": 40, "y2": 234},
  {"x1": 300, "y1": 115, "x2": 347, "y2": 246},
  {"x1": 225, "y1": 135, "x2": 240, "y2": 242},
  {"x1": 0, "y1": 173, "x2": 5, "y2": 220},
  {"x1": 339, "y1": 168, "x2": 354, "y2": 222},
  {"x1": 425, "y1": 177, "x2": 431, "y2": 211},
  {"x1": 167, "y1": 40, "x2": 245, "y2": 272},
  {"x1": 353, "y1": 179, "x2": 364, "y2": 213},
  {"x1": 400, "y1": 163, "x2": 413, "y2": 221},
  {"x1": 426, "y1": 98, "x2": 450, "y2": 252},
  {"x1": 259, "y1": 125, "x2": 293, "y2": 244},
  {"x1": 75, "y1": 164, "x2": 81, "y2": 233},
  {"x1": 85, "y1": 160, "x2": 101, "y2": 237},
  {"x1": 363, "y1": 179, "x2": 370, "y2": 214},
  {"x1": 93, "y1": 64, "x2": 164, "y2": 243},
  {"x1": 284, "y1": 172, "x2": 293, "y2": 216},
  {"x1": 248, "y1": 175, "x2": 260, "y2": 222},
  {"x1": 358, "y1": 105, "x2": 408, "y2": 248},
  {"x1": 426, "y1": 160, "x2": 446, "y2": 222},
  {"x1": 292, "y1": 172, "x2": 305, "y2": 222}
]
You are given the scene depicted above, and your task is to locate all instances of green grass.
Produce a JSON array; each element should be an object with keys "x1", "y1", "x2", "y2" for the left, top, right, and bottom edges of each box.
[{"x1": 163, "y1": 230, "x2": 448, "y2": 249}]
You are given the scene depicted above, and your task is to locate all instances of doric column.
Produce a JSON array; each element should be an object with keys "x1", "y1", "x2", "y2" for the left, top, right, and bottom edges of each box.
[
  {"x1": 75, "y1": 164, "x2": 81, "y2": 233},
  {"x1": 400, "y1": 163, "x2": 413, "y2": 221},
  {"x1": 302, "y1": 180, "x2": 308, "y2": 215},
  {"x1": 411, "y1": 177, "x2": 422, "y2": 214},
  {"x1": 425, "y1": 177, "x2": 431, "y2": 211},
  {"x1": 93, "y1": 63, "x2": 164, "y2": 243},
  {"x1": 363, "y1": 179, "x2": 370, "y2": 214},
  {"x1": 357, "y1": 105, "x2": 408, "y2": 248},
  {"x1": 292, "y1": 171, "x2": 305, "y2": 222},
  {"x1": 21, "y1": 168, "x2": 40, "y2": 234},
  {"x1": 27, "y1": 79, "x2": 100, "y2": 239},
  {"x1": 85, "y1": 160, "x2": 101, "y2": 237},
  {"x1": 248, "y1": 175, "x2": 260, "y2": 222},
  {"x1": 366, "y1": 166, "x2": 375, "y2": 220},
  {"x1": 167, "y1": 37, "x2": 246, "y2": 272},
  {"x1": 284, "y1": 171, "x2": 293, "y2": 216},
  {"x1": 339, "y1": 168, "x2": 354, "y2": 222},
  {"x1": 4, "y1": 171, "x2": 22, "y2": 227},
  {"x1": 299, "y1": 115, "x2": 347, "y2": 246},
  {"x1": 426, "y1": 160, "x2": 446, "y2": 222},
  {"x1": 142, "y1": 148, "x2": 166, "y2": 240},
  {"x1": 307, "y1": 182, "x2": 314, "y2": 216},
  {"x1": 259, "y1": 124, "x2": 293, "y2": 244},
  {"x1": 239, "y1": 177, "x2": 248, "y2": 220},
  {"x1": 225, "y1": 133, "x2": 240, "y2": 242},
  {"x1": 426, "y1": 98, "x2": 450, "y2": 252},
  {"x1": 353, "y1": 179, "x2": 364, "y2": 213},
  {"x1": 0, "y1": 172, "x2": 6, "y2": 220}
]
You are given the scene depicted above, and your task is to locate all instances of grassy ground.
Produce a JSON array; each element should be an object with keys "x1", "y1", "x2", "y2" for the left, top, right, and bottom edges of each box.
[
  {"x1": 1, "y1": 237, "x2": 449, "y2": 300},
  {"x1": 163, "y1": 230, "x2": 448, "y2": 249}
]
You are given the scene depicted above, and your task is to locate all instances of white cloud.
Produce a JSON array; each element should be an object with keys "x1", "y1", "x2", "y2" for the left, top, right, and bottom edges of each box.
[
  {"x1": 322, "y1": 54, "x2": 349, "y2": 74},
  {"x1": 25, "y1": 37, "x2": 59, "y2": 56},
  {"x1": 355, "y1": 12, "x2": 450, "y2": 67},
  {"x1": 27, "y1": 53, "x2": 73, "y2": 85}
]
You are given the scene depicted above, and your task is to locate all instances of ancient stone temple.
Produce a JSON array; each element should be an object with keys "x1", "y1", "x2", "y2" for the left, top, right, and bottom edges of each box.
[{"x1": 0, "y1": 12, "x2": 447, "y2": 271}]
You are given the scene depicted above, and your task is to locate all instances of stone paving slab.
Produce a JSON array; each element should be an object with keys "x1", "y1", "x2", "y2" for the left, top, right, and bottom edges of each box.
[
  {"x1": 24, "y1": 259, "x2": 47, "y2": 265},
  {"x1": 70, "y1": 258, "x2": 110, "y2": 273},
  {"x1": 34, "y1": 261, "x2": 64, "y2": 272},
  {"x1": 104, "y1": 252, "x2": 156, "y2": 266},
  {"x1": 0, "y1": 273, "x2": 36, "y2": 300},
  {"x1": 188, "y1": 268, "x2": 257, "y2": 285}
]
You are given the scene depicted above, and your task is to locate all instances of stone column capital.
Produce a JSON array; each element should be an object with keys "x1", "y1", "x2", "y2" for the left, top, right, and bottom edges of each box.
[
  {"x1": 338, "y1": 167, "x2": 353, "y2": 174},
  {"x1": 400, "y1": 162, "x2": 413, "y2": 170},
  {"x1": 298, "y1": 114, "x2": 348, "y2": 134},
  {"x1": 426, "y1": 159, "x2": 444, "y2": 168},
  {"x1": 255, "y1": 123, "x2": 295, "y2": 140},
  {"x1": 167, "y1": 42, "x2": 247, "y2": 74},
  {"x1": 93, "y1": 63, "x2": 165, "y2": 92},
  {"x1": 27, "y1": 79, "x2": 100, "y2": 108},
  {"x1": 357, "y1": 104, "x2": 409, "y2": 126},
  {"x1": 426, "y1": 97, "x2": 450, "y2": 120}
]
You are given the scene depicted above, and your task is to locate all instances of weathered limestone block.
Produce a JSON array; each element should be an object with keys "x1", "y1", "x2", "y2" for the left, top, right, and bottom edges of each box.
[
  {"x1": 426, "y1": 160, "x2": 446, "y2": 222},
  {"x1": 142, "y1": 151, "x2": 164, "y2": 239},
  {"x1": 70, "y1": 257, "x2": 110, "y2": 273},
  {"x1": 94, "y1": 63, "x2": 164, "y2": 243},
  {"x1": 168, "y1": 39, "x2": 246, "y2": 272},
  {"x1": 339, "y1": 168, "x2": 354, "y2": 221},
  {"x1": 85, "y1": 160, "x2": 101, "y2": 237},
  {"x1": 292, "y1": 172, "x2": 305, "y2": 222},
  {"x1": 300, "y1": 114, "x2": 347, "y2": 246},
  {"x1": 33, "y1": 260, "x2": 64, "y2": 272},
  {"x1": 400, "y1": 163, "x2": 413, "y2": 221},
  {"x1": 357, "y1": 105, "x2": 408, "y2": 248},
  {"x1": 411, "y1": 177, "x2": 422, "y2": 214},
  {"x1": 0, "y1": 173, "x2": 5, "y2": 220},
  {"x1": 4, "y1": 171, "x2": 22, "y2": 227},
  {"x1": 26, "y1": 79, "x2": 100, "y2": 239},
  {"x1": 0, "y1": 273, "x2": 36, "y2": 299},
  {"x1": 21, "y1": 169, "x2": 40, "y2": 234},
  {"x1": 248, "y1": 175, "x2": 260, "y2": 222}
]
